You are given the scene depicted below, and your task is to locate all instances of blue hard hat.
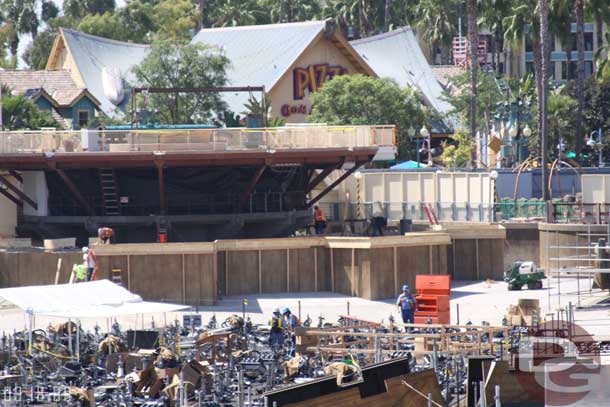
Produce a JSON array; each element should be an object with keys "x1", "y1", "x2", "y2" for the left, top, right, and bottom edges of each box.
[
  {"x1": 402, "y1": 285, "x2": 409, "y2": 291},
  {"x1": 281, "y1": 307, "x2": 290, "y2": 314}
]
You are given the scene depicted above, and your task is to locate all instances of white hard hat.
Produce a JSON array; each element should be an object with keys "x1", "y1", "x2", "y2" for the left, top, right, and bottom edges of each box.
[{"x1": 82, "y1": 247, "x2": 89, "y2": 253}]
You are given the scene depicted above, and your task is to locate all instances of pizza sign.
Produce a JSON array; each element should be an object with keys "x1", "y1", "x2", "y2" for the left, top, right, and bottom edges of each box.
[{"x1": 293, "y1": 64, "x2": 347, "y2": 100}]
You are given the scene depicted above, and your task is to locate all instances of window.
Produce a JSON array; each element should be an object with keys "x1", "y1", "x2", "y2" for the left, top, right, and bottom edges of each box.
[
  {"x1": 568, "y1": 32, "x2": 594, "y2": 51},
  {"x1": 77, "y1": 110, "x2": 89, "y2": 128},
  {"x1": 525, "y1": 62, "x2": 534, "y2": 75}
]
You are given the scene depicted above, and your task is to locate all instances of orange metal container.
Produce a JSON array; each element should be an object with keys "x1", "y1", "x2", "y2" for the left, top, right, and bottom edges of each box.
[{"x1": 414, "y1": 275, "x2": 451, "y2": 324}]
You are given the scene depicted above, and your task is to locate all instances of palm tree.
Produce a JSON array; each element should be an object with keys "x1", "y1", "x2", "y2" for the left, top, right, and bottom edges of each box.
[
  {"x1": 467, "y1": 0, "x2": 477, "y2": 167},
  {"x1": 585, "y1": 0, "x2": 610, "y2": 49},
  {"x1": 478, "y1": 0, "x2": 511, "y2": 74},
  {"x1": 322, "y1": 0, "x2": 359, "y2": 38},
  {"x1": 575, "y1": 0, "x2": 584, "y2": 164},
  {"x1": 540, "y1": 0, "x2": 550, "y2": 203},
  {"x1": 414, "y1": 0, "x2": 459, "y2": 64}
]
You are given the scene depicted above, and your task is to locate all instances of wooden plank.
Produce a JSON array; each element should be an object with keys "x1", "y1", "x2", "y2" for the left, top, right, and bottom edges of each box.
[{"x1": 0, "y1": 174, "x2": 37, "y2": 210}]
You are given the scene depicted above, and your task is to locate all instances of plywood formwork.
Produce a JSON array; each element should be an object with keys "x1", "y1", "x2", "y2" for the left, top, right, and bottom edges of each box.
[{"x1": 2, "y1": 230, "x2": 508, "y2": 304}]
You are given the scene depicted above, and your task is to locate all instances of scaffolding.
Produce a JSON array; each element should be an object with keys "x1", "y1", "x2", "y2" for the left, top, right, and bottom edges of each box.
[{"x1": 545, "y1": 224, "x2": 610, "y2": 326}]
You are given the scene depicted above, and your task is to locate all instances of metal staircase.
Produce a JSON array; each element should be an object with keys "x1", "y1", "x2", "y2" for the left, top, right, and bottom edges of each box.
[{"x1": 99, "y1": 169, "x2": 121, "y2": 216}]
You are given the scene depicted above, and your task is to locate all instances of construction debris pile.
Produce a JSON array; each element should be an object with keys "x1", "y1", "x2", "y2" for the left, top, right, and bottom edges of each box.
[{"x1": 0, "y1": 312, "x2": 538, "y2": 407}]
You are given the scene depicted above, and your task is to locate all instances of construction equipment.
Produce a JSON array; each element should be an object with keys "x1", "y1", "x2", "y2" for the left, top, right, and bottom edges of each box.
[{"x1": 504, "y1": 261, "x2": 545, "y2": 291}]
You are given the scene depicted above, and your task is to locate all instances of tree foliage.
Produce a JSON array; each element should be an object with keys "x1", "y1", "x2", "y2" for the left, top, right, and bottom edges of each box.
[
  {"x1": 440, "y1": 131, "x2": 475, "y2": 169},
  {"x1": 1, "y1": 92, "x2": 58, "y2": 130},
  {"x1": 132, "y1": 39, "x2": 230, "y2": 124},
  {"x1": 308, "y1": 74, "x2": 431, "y2": 160}
]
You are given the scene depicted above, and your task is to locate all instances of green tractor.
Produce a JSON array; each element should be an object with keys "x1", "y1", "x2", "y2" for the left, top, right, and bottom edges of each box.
[{"x1": 504, "y1": 261, "x2": 545, "y2": 291}]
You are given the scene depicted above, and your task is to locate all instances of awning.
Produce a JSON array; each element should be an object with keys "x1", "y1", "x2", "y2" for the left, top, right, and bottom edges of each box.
[{"x1": 0, "y1": 279, "x2": 189, "y2": 318}]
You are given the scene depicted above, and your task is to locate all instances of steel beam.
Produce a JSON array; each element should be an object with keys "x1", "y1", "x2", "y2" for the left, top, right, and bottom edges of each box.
[
  {"x1": 8, "y1": 170, "x2": 22, "y2": 183},
  {"x1": 304, "y1": 162, "x2": 342, "y2": 194},
  {"x1": 307, "y1": 163, "x2": 365, "y2": 208},
  {"x1": 157, "y1": 164, "x2": 166, "y2": 215},
  {"x1": 238, "y1": 165, "x2": 267, "y2": 211},
  {"x1": 0, "y1": 174, "x2": 37, "y2": 210},
  {"x1": 55, "y1": 169, "x2": 94, "y2": 216},
  {"x1": 0, "y1": 188, "x2": 22, "y2": 207}
]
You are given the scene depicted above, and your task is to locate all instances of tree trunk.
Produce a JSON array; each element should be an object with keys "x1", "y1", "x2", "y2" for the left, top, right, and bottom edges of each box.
[
  {"x1": 198, "y1": 0, "x2": 206, "y2": 30},
  {"x1": 532, "y1": 34, "x2": 543, "y2": 139},
  {"x1": 596, "y1": 15, "x2": 603, "y2": 49},
  {"x1": 576, "y1": 0, "x2": 585, "y2": 164},
  {"x1": 278, "y1": 0, "x2": 284, "y2": 23},
  {"x1": 540, "y1": 0, "x2": 550, "y2": 204},
  {"x1": 467, "y1": 0, "x2": 477, "y2": 168},
  {"x1": 359, "y1": 0, "x2": 367, "y2": 38},
  {"x1": 384, "y1": 0, "x2": 390, "y2": 33}
]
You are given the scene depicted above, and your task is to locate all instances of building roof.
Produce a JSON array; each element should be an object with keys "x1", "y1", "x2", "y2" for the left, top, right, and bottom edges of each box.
[
  {"x1": 51, "y1": 28, "x2": 150, "y2": 115},
  {"x1": 0, "y1": 69, "x2": 97, "y2": 107},
  {"x1": 46, "y1": 21, "x2": 375, "y2": 118},
  {"x1": 430, "y1": 65, "x2": 466, "y2": 88},
  {"x1": 191, "y1": 20, "x2": 375, "y2": 115},
  {"x1": 350, "y1": 28, "x2": 454, "y2": 116}
]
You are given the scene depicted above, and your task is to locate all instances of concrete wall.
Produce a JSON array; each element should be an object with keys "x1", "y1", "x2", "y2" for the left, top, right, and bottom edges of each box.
[
  {"x1": 0, "y1": 229, "x2": 508, "y2": 304},
  {"x1": 503, "y1": 224, "x2": 540, "y2": 269},
  {"x1": 0, "y1": 251, "x2": 82, "y2": 287}
]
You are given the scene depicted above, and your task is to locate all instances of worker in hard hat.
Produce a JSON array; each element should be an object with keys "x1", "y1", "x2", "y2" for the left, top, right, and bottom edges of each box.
[
  {"x1": 269, "y1": 308, "x2": 285, "y2": 350},
  {"x1": 396, "y1": 284, "x2": 417, "y2": 332},
  {"x1": 282, "y1": 307, "x2": 300, "y2": 332},
  {"x1": 82, "y1": 246, "x2": 97, "y2": 282},
  {"x1": 98, "y1": 227, "x2": 114, "y2": 244}
]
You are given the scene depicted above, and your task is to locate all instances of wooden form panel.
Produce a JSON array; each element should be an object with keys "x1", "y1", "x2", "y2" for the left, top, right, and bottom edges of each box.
[
  {"x1": 183, "y1": 254, "x2": 216, "y2": 305},
  {"x1": 289, "y1": 248, "x2": 316, "y2": 292},
  {"x1": 128, "y1": 254, "x2": 183, "y2": 302},
  {"x1": 453, "y1": 239, "x2": 477, "y2": 280},
  {"x1": 396, "y1": 246, "x2": 429, "y2": 294},
  {"x1": 261, "y1": 250, "x2": 287, "y2": 293},
  {"x1": 369, "y1": 247, "x2": 394, "y2": 300},
  {"x1": 331, "y1": 248, "x2": 353, "y2": 296},
  {"x1": 227, "y1": 250, "x2": 258, "y2": 295}
]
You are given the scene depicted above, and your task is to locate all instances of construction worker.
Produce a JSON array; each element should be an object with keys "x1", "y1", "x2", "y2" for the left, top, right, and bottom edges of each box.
[
  {"x1": 313, "y1": 205, "x2": 326, "y2": 235},
  {"x1": 396, "y1": 284, "x2": 417, "y2": 331},
  {"x1": 98, "y1": 227, "x2": 114, "y2": 244},
  {"x1": 269, "y1": 308, "x2": 285, "y2": 349},
  {"x1": 73, "y1": 263, "x2": 87, "y2": 282},
  {"x1": 82, "y1": 246, "x2": 97, "y2": 282},
  {"x1": 281, "y1": 307, "x2": 300, "y2": 332}
]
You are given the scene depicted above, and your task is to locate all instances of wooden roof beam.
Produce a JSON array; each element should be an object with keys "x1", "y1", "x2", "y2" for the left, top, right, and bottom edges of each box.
[
  {"x1": 0, "y1": 174, "x2": 37, "y2": 210},
  {"x1": 55, "y1": 169, "x2": 94, "y2": 216}
]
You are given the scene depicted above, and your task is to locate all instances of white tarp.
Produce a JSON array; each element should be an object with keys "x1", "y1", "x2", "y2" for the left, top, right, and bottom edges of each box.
[{"x1": 0, "y1": 280, "x2": 189, "y2": 318}]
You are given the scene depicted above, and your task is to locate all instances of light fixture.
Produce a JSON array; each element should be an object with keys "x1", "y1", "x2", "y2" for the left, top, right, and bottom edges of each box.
[
  {"x1": 489, "y1": 170, "x2": 499, "y2": 180},
  {"x1": 522, "y1": 125, "x2": 532, "y2": 138},
  {"x1": 587, "y1": 136, "x2": 596, "y2": 147},
  {"x1": 354, "y1": 171, "x2": 362, "y2": 180},
  {"x1": 508, "y1": 127, "x2": 518, "y2": 138},
  {"x1": 419, "y1": 126, "x2": 429, "y2": 138},
  {"x1": 407, "y1": 126, "x2": 415, "y2": 140}
]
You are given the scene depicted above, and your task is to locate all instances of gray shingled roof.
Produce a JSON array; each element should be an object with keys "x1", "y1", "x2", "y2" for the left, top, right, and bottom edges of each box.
[
  {"x1": 191, "y1": 20, "x2": 328, "y2": 115},
  {"x1": 0, "y1": 69, "x2": 88, "y2": 106},
  {"x1": 60, "y1": 28, "x2": 150, "y2": 115},
  {"x1": 351, "y1": 28, "x2": 454, "y2": 116}
]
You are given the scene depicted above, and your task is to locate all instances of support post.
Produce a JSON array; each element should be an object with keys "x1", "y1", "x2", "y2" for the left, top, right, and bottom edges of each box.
[
  {"x1": 307, "y1": 163, "x2": 365, "y2": 208},
  {"x1": 239, "y1": 165, "x2": 267, "y2": 211},
  {"x1": 305, "y1": 162, "x2": 342, "y2": 194},
  {"x1": 0, "y1": 188, "x2": 22, "y2": 207},
  {"x1": 56, "y1": 169, "x2": 93, "y2": 215},
  {"x1": 0, "y1": 174, "x2": 37, "y2": 210},
  {"x1": 156, "y1": 163, "x2": 166, "y2": 215}
]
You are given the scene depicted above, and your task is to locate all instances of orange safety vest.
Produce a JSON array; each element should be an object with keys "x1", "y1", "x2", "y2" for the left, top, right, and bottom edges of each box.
[{"x1": 314, "y1": 208, "x2": 326, "y2": 222}]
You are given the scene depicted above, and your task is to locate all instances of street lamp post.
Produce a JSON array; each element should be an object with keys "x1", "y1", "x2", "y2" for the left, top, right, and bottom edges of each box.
[
  {"x1": 420, "y1": 126, "x2": 431, "y2": 166},
  {"x1": 587, "y1": 128, "x2": 603, "y2": 167},
  {"x1": 407, "y1": 126, "x2": 419, "y2": 168}
]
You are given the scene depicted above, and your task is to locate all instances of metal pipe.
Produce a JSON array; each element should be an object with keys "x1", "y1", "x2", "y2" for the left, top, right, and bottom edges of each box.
[{"x1": 495, "y1": 385, "x2": 501, "y2": 407}]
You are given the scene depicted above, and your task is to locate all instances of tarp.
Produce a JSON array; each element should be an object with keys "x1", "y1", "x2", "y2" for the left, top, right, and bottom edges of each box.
[
  {"x1": 390, "y1": 160, "x2": 428, "y2": 169},
  {"x1": 0, "y1": 280, "x2": 189, "y2": 318}
]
